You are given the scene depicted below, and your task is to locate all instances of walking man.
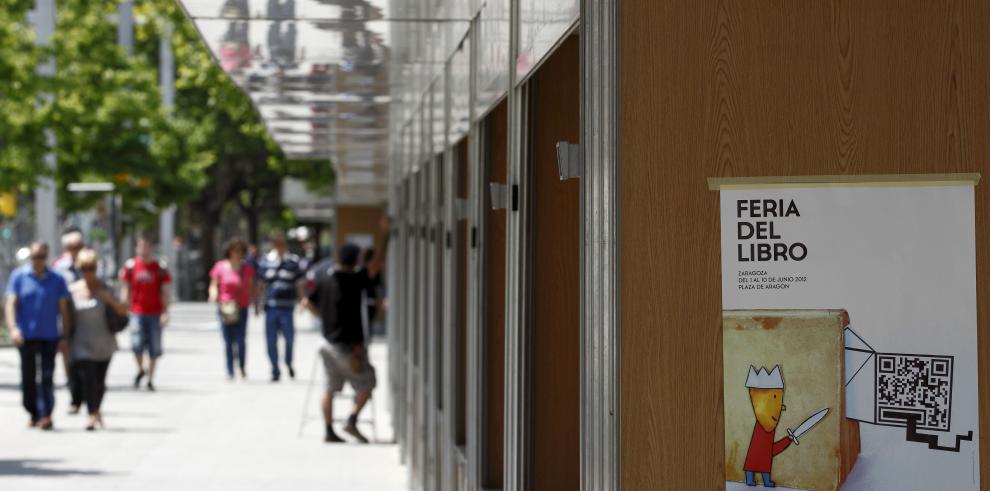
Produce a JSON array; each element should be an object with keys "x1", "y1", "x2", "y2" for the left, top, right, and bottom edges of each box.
[
  {"x1": 52, "y1": 229, "x2": 85, "y2": 414},
  {"x1": 120, "y1": 237, "x2": 171, "y2": 392},
  {"x1": 303, "y1": 217, "x2": 389, "y2": 443},
  {"x1": 258, "y1": 233, "x2": 305, "y2": 382},
  {"x1": 5, "y1": 242, "x2": 72, "y2": 429}
]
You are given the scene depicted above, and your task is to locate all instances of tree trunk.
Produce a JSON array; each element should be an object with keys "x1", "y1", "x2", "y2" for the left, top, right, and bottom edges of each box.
[
  {"x1": 198, "y1": 208, "x2": 220, "y2": 300},
  {"x1": 235, "y1": 188, "x2": 261, "y2": 247},
  {"x1": 246, "y1": 208, "x2": 259, "y2": 247}
]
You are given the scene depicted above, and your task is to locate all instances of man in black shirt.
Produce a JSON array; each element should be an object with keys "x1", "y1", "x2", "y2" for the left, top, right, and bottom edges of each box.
[{"x1": 303, "y1": 217, "x2": 389, "y2": 443}]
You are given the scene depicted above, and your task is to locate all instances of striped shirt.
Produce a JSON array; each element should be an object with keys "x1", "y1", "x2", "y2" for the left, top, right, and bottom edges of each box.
[{"x1": 259, "y1": 251, "x2": 304, "y2": 309}]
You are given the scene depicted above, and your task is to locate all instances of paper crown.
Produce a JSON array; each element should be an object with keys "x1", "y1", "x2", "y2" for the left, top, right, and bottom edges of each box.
[{"x1": 746, "y1": 365, "x2": 784, "y2": 389}]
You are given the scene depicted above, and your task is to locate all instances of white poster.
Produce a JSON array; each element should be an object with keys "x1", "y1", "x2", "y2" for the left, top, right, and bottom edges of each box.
[{"x1": 718, "y1": 178, "x2": 980, "y2": 490}]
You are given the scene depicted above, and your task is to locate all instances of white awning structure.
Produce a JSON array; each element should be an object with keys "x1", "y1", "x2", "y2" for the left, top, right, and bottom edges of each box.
[{"x1": 174, "y1": 0, "x2": 471, "y2": 206}]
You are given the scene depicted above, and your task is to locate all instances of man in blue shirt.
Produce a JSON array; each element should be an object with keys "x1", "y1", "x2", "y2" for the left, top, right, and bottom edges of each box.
[
  {"x1": 4, "y1": 242, "x2": 72, "y2": 430},
  {"x1": 258, "y1": 233, "x2": 305, "y2": 381}
]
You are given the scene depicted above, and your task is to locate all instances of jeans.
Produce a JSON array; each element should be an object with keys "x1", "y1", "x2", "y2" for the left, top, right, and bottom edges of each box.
[
  {"x1": 265, "y1": 307, "x2": 295, "y2": 377},
  {"x1": 130, "y1": 314, "x2": 163, "y2": 358},
  {"x1": 19, "y1": 340, "x2": 59, "y2": 421},
  {"x1": 220, "y1": 308, "x2": 248, "y2": 376},
  {"x1": 75, "y1": 359, "x2": 111, "y2": 414}
]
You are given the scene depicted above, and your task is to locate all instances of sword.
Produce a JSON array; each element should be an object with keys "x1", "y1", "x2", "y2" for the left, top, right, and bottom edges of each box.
[{"x1": 786, "y1": 407, "x2": 830, "y2": 445}]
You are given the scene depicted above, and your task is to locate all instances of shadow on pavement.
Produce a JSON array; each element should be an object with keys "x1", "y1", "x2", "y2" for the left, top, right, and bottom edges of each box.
[
  {"x1": 99, "y1": 410, "x2": 159, "y2": 418},
  {"x1": 103, "y1": 385, "x2": 208, "y2": 394},
  {"x1": 56, "y1": 427, "x2": 175, "y2": 434},
  {"x1": 0, "y1": 459, "x2": 108, "y2": 477}
]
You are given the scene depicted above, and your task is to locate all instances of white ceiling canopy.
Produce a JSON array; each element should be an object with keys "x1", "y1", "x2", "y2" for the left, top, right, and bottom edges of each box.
[{"x1": 175, "y1": 0, "x2": 467, "y2": 206}]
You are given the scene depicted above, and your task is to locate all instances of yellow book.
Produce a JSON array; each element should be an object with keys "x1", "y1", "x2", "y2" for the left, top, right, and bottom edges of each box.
[{"x1": 723, "y1": 309, "x2": 859, "y2": 490}]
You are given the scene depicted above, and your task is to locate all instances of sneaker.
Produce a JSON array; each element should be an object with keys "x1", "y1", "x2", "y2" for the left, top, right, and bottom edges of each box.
[
  {"x1": 343, "y1": 419, "x2": 369, "y2": 444},
  {"x1": 133, "y1": 370, "x2": 146, "y2": 389},
  {"x1": 287, "y1": 365, "x2": 295, "y2": 379},
  {"x1": 271, "y1": 372, "x2": 280, "y2": 382},
  {"x1": 146, "y1": 380, "x2": 156, "y2": 392},
  {"x1": 38, "y1": 417, "x2": 53, "y2": 431},
  {"x1": 324, "y1": 431, "x2": 345, "y2": 443}
]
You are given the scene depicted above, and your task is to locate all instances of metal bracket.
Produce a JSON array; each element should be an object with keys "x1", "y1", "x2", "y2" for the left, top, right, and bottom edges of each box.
[
  {"x1": 490, "y1": 183, "x2": 508, "y2": 210},
  {"x1": 556, "y1": 141, "x2": 582, "y2": 180}
]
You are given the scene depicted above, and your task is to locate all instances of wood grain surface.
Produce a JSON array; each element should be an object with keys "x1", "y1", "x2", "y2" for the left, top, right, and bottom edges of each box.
[
  {"x1": 485, "y1": 100, "x2": 508, "y2": 489},
  {"x1": 335, "y1": 205, "x2": 384, "y2": 253},
  {"x1": 529, "y1": 35, "x2": 582, "y2": 491},
  {"x1": 619, "y1": 0, "x2": 990, "y2": 488}
]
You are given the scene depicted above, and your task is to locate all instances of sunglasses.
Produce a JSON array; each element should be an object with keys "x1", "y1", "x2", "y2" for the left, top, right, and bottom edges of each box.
[
  {"x1": 31, "y1": 254, "x2": 47, "y2": 261},
  {"x1": 80, "y1": 265, "x2": 97, "y2": 272}
]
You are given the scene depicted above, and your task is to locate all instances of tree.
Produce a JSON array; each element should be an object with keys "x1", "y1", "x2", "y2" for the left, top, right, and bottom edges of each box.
[
  {"x1": 51, "y1": 0, "x2": 207, "y2": 226},
  {"x1": 0, "y1": 0, "x2": 47, "y2": 192},
  {"x1": 0, "y1": 0, "x2": 333, "y2": 276},
  {"x1": 139, "y1": 0, "x2": 333, "y2": 257}
]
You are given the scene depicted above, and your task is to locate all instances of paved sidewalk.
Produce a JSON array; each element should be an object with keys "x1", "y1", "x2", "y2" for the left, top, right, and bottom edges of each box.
[{"x1": 0, "y1": 303, "x2": 406, "y2": 490}]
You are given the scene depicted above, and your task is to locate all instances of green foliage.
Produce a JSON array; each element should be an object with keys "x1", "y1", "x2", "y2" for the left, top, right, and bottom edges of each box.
[
  {"x1": 0, "y1": 0, "x2": 46, "y2": 191},
  {"x1": 52, "y1": 0, "x2": 172, "y2": 219},
  {"x1": 0, "y1": 0, "x2": 334, "y2": 230}
]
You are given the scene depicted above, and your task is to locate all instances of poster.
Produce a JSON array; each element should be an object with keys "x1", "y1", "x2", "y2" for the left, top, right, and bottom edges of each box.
[{"x1": 716, "y1": 177, "x2": 980, "y2": 490}]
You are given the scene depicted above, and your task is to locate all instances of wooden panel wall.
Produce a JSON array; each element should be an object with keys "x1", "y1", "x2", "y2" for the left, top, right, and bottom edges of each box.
[
  {"x1": 618, "y1": 1, "x2": 990, "y2": 488},
  {"x1": 484, "y1": 100, "x2": 509, "y2": 489},
  {"x1": 530, "y1": 35, "x2": 581, "y2": 490},
  {"x1": 335, "y1": 205, "x2": 384, "y2": 254}
]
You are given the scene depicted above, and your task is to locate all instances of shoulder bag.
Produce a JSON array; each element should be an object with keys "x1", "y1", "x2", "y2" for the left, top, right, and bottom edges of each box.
[
  {"x1": 219, "y1": 261, "x2": 243, "y2": 326},
  {"x1": 102, "y1": 285, "x2": 130, "y2": 333}
]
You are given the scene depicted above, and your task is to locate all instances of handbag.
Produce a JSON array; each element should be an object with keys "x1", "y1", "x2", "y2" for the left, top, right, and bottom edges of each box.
[
  {"x1": 220, "y1": 300, "x2": 241, "y2": 326},
  {"x1": 105, "y1": 304, "x2": 130, "y2": 333},
  {"x1": 102, "y1": 287, "x2": 130, "y2": 333},
  {"x1": 218, "y1": 261, "x2": 245, "y2": 326}
]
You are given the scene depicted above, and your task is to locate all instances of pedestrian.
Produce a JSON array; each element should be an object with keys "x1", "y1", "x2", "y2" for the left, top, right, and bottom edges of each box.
[
  {"x1": 52, "y1": 228, "x2": 84, "y2": 283},
  {"x1": 258, "y1": 232, "x2": 305, "y2": 382},
  {"x1": 66, "y1": 249, "x2": 128, "y2": 431},
  {"x1": 302, "y1": 217, "x2": 390, "y2": 444},
  {"x1": 208, "y1": 237, "x2": 257, "y2": 380},
  {"x1": 53, "y1": 228, "x2": 85, "y2": 414},
  {"x1": 120, "y1": 237, "x2": 172, "y2": 392},
  {"x1": 4, "y1": 242, "x2": 72, "y2": 430}
]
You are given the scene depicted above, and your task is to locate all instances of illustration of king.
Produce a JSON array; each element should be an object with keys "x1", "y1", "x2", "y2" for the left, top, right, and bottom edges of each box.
[{"x1": 744, "y1": 365, "x2": 829, "y2": 487}]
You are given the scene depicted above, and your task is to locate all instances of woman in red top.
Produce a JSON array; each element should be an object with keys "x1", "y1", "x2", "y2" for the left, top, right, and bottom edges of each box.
[{"x1": 208, "y1": 237, "x2": 257, "y2": 379}]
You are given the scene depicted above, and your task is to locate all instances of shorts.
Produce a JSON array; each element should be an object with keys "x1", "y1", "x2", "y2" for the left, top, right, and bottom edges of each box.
[
  {"x1": 319, "y1": 342, "x2": 377, "y2": 393},
  {"x1": 130, "y1": 314, "x2": 163, "y2": 359}
]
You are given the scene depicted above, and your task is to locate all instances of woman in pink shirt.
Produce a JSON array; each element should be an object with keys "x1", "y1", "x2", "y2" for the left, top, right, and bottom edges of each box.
[{"x1": 208, "y1": 237, "x2": 257, "y2": 379}]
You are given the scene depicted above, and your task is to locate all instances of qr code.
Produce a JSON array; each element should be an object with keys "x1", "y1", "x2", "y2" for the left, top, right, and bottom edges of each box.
[{"x1": 875, "y1": 354, "x2": 953, "y2": 431}]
